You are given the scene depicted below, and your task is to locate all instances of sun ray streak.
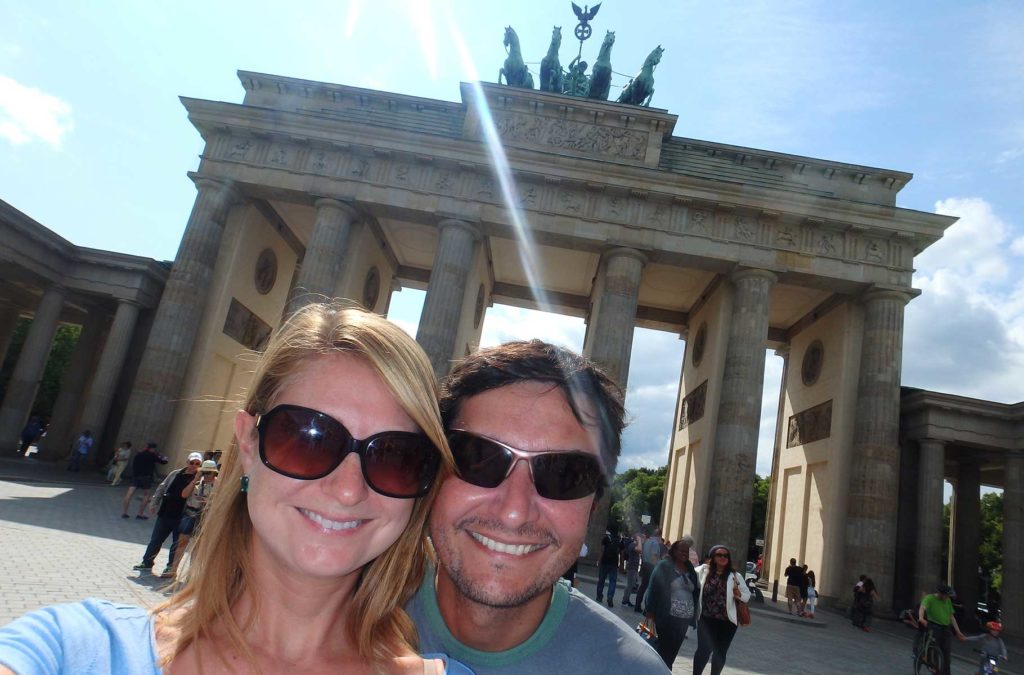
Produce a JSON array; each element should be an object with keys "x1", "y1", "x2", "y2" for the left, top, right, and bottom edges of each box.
[{"x1": 445, "y1": 12, "x2": 553, "y2": 314}]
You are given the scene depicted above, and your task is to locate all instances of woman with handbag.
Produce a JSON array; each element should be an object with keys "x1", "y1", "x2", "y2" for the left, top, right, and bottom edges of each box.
[
  {"x1": 692, "y1": 544, "x2": 751, "y2": 675},
  {"x1": 644, "y1": 539, "x2": 699, "y2": 667}
]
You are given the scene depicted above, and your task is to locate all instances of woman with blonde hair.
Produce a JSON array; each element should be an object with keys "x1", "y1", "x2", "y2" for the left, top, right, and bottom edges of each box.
[{"x1": 0, "y1": 303, "x2": 470, "y2": 674}]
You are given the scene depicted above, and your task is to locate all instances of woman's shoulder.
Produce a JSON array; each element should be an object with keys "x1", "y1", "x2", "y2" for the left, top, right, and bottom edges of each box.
[{"x1": 0, "y1": 599, "x2": 158, "y2": 674}]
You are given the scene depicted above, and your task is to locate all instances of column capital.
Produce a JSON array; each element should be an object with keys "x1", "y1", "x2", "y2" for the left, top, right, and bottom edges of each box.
[
  {"x1": 601, "y1": 246, "x2": 648, "y2": 267},
  {"x1": 859, "y1": 287, "x2": 913, "y2": 306},
  {"x1": 730, "y1": 268, "x2": 778, "y2": 285},
  {"x1": 313, "y1": 197, "x2": 359, "y2": 219},
  {"x1": 113, "y1": 297, "x2": 141, "y2": 309},
  {"x1": 774, "y1": 344, "x2": 791, "y2": 358},
  {"x1": 917, "y1": 437, "x2": 947, "y2": 448},
  {"x1": 192, "y1": 176, "x2": 241, "y2": 203},
  {"x1": 437, "y1": 218, "x2": 480, "y2": 241}
]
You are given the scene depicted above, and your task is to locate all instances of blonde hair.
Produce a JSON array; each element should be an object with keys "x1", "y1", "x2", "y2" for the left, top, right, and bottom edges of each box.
[{"x1": 154, "y1": 302, "x2": 452, "y2": 667}]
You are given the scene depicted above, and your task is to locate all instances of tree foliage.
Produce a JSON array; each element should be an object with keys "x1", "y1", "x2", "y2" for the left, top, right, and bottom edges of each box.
[
  {"x1": 609, "y1": 466, "x2": 666, "y2": 535},
  {"x1": 0, "y1": 318, "x2": 81, "y2": 420},
  {"x1": 750, "y1": 473, "x2": 770, "y2": 552},
  {"x1": 942, "y1": 491, "x2": 1003, "y2": 594}
]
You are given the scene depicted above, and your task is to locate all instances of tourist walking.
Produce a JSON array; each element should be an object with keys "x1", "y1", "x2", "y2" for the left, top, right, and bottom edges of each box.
[
  {"x1": 0, "y1": 304, "x2": 469, "y2": 673},
  {"x1": 645, "y1": 539, "x2": 699, "y2": 668},
  {"x1": 620, "y1": 533, "x2": 642, "y2": 607},
  {"x1": 693, "y1": 544, "x2": 750, "y2": 675},
  {"x1": 163, "y1": 459, "x2": 218, "y2": 578},
  {"x1": 805, "y1": 570, "x2": 817, "y2": 618},
  {"x1": 636, "y1": 526, "x2": 666, "y2": 613},
  {"x1": 65, "y1": 430, "x2": 93, "y2": 472},
  {"x1": 851, "y1": 577, "x2": 879, "y2": 631},
  {"x1": 19, "y1": 416, "x2": 41, "y2": 455},
  {"x1": 596, "y1": 530, "x2": 619, "y2": 607},
  {"x1": 108, "y1": 441, "x2": 132, "y2": 486},
  {"x1": 784, "y1": 557, "x2": 804, "y2": 615},
  {"x1": 132, "y1": 452, "x2": 203, "y2": 576},
  {"x1": 120, "y1": 441, "x2": 166, "y2": 518}
]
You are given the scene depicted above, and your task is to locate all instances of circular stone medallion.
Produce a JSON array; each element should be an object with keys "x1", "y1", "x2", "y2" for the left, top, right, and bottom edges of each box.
[
  {"x1": 362, "y1": 266, "x2": 381, "y2": 310},
  {"x1": 691, "y1": 322, "x2": 707, "y2": 367},
  {"x1": 802, "y1": 340, "x2": 824, "y2": 386},
  {"x1": 254, "y1": 248, "x2": 278, "y2": 295}
]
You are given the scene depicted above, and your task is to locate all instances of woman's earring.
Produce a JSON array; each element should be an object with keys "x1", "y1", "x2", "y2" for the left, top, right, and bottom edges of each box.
[{"x1": 240, "y1": 475, "x2": 250, "y2": 494}]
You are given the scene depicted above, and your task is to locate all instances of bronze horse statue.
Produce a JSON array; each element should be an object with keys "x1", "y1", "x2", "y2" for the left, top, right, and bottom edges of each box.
[
  {"x1": 539, "y1": 26, "x2": 563, "y2": 93},
  {"x1": 499, "y1": 26, "x2": 534, "y2": 89},
  {"x1": 587, "y1": 30, "x2": 615, "y2": 101},
  {"x1": 617, "y1": 45, "x2": 663, "y2": 106}
]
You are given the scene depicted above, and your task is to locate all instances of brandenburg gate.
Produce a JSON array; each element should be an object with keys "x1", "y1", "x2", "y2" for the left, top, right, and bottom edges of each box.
[{"x1": 5, "y1": 61, "x2": 1020, "y2": 631}]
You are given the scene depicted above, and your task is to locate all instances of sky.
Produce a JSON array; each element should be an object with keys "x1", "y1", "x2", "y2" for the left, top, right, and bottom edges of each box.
[{"x1": 2, "y1": 1, "x2": 1022, "y2": 476}]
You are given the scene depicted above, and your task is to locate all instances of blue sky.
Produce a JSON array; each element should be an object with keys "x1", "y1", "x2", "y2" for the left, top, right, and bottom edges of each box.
[{"x1": 2, "y1": 1, "x2": 1022, "y2": 474}]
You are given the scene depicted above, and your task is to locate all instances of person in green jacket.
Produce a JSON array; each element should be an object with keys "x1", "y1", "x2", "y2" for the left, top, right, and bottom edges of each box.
[{"x1": 645, "y1": 539, "x2": 700, "y2": 668}]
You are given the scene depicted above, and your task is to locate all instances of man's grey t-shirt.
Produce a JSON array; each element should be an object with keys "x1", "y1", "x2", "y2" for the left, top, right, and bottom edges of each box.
[{"x1": 407, "y1": 571, "x2": 669, "y2": 674}]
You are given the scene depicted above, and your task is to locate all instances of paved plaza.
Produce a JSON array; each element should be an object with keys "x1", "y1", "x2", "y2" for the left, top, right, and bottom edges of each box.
[{"x1": 0, "y1": 458, "x2": 1018, "y2": 675}]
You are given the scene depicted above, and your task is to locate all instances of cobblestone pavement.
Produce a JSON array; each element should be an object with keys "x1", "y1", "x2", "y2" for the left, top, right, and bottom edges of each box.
[{"x1": 1, "y1": 458, "x2": 1018, "y2": 674}]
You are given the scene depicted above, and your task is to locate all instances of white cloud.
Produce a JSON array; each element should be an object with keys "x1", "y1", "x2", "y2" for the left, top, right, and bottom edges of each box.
[
  {"x1": 903, "y1": 197, "x2": 1024, "y2": 402},
  {"x1": 0, "y1": 75, "x2": 73, "y2": 147}
]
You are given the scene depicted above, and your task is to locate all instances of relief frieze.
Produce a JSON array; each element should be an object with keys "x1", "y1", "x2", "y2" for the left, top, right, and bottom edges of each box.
[
  {"x1": 786, "y1": 399, "x2": 833, "y2": 448},
  {"x1": 678, "y1": 380, "x2": 708, "y2": 431},
  {"x1": 493, "y1": 111, "x2": 648, "y2": 161},
  {"x1": 212, "y1": 132, "x2": 906, "y2": 272}
]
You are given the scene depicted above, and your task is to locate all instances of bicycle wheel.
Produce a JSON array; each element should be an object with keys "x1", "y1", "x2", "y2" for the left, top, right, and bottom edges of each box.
[{"x1": 914, "y1": 644, "x2": 942, "y2": 674}]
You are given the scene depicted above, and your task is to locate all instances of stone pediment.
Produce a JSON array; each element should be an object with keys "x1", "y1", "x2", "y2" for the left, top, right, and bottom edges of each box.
[{"x1": 461, "y1": 82, "x2": 676, "y2": 167}]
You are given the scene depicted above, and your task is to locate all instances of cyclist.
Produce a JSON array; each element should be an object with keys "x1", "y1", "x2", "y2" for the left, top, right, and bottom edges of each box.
[
  {"x1": 917, "y1": 583, "x2": 967, "y2": 675},
  {"x1": 965, "y1": 621, "x2": 1008, "y2": 671}
]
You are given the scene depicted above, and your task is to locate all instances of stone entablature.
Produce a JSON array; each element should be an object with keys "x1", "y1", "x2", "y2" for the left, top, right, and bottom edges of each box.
[
  {"x1": 0, "y1": 200, "x2": 167, "y2": 308},
  {"x1": 901, "y1": 387, "x2": 1024, "y2": 451},
  {"x1": 188, "y1": 129, "x2": 937, "y2": 288}
]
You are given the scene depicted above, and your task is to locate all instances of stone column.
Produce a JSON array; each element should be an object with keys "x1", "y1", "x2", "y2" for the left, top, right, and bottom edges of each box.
[
  {"x1": 844, "y1": 289, "x2": 909, "y2": 609},
  {"x1": 913, "y1": 439, "x2": 946, "y2": 599},
  {"x1": 35, "y1": 314, "x2": 106, "y2": 461},
  {"x1": 582, "y1": 248, "x2": 647, "y2": 387},
  {"x1": 416, "y1": 219, "x2": 479, "y2": 379},
  {"x1": 76, "y1": 300, "x2": 141, "y2": 463},
  {"x1": 952, "y1": 460, "x2": 981, "y2": 630},
  {"x1": 581, "y1": 248, "x2": 646, "y2": 560},
  {"x1": 1002, "y1": 451, "x2": 1024, "y2": 637},
  {"x1": 285, "y1": 199, "x2": 358, "y2": 316},
  {"x1": 0, "y1": 286, "x2": 66, "y2": 454},
  {"x1": 117, "y1": 178, "x2": 237, "y2": 449},
  {"x1": 703, "y1": 269, "x2": 776, "y2": 560},
  {"x1": 0, "y1": 302, "x2": 22, "y2": 366}
]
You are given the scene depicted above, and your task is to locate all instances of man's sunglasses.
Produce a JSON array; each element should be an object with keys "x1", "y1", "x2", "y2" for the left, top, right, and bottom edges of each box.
[
  {"x1": 255, "y1": 404, "x2": 441, "y2": 499},
  {"x1": 447, "y1": 430, "x2": 604, "y2": 501}
]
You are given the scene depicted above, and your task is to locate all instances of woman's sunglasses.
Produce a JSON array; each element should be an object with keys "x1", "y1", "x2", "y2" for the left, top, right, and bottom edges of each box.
[
  {"x1": 255, "y1": 404, "x2": 441, "y2": 499},
  {"x1": 447, "y1": 429, "x2": 604, "y2": 501}
]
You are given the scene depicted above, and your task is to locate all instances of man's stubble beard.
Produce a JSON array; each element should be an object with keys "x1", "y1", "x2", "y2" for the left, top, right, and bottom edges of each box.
[{"x1": 432, "y1": 521, "x2": 579, "y2": 610}]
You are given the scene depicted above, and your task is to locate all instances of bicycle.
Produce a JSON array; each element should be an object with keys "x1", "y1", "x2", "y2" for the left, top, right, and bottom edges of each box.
[{"x1": 913, "y1": 627, "x2": 944, "y2": 675}]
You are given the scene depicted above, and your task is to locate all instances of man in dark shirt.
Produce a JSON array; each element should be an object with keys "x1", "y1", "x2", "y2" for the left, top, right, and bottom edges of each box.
[
  {"x1": 784, "y1": 558, "x2": 806, "y2": 615},
  {"x1": 596, "y1": 531, "x2": 620, "y2": 607},
  {"x1": 120, "y1": 441, "x2": 168, "y2": 519},
  {"x1": 132, "y1": 452, "x2": 203, "y2": 575}
]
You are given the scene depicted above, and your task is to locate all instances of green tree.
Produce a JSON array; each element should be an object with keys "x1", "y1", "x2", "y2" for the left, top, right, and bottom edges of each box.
[
  {"x1": 609, "y1": 466, "x2": 666, "y2": 535},
  {"x1": 750, "y1": 474, "x2": 770, "y2": 553},
  {"x1": 0, "y1": 318, "x2": 81, "y2": 420},
  {"x1": 941, "y1": 492, "x2": 1003, "y2": 595}
]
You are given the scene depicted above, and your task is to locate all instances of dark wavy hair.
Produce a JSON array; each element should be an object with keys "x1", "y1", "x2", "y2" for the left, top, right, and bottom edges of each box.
[{"x1": 439, "y1": 339, "x2": 626, "y2": 489}]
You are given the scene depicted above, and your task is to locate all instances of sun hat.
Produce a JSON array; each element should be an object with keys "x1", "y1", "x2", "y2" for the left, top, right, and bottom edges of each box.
[{"x1": 199, "y1": 460, "x2": 219, "y2": 473}]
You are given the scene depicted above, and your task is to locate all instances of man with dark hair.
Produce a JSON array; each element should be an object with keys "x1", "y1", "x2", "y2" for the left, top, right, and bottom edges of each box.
[{"x1": 409, "y1": 340, "x2": 667, "y2": 673}]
